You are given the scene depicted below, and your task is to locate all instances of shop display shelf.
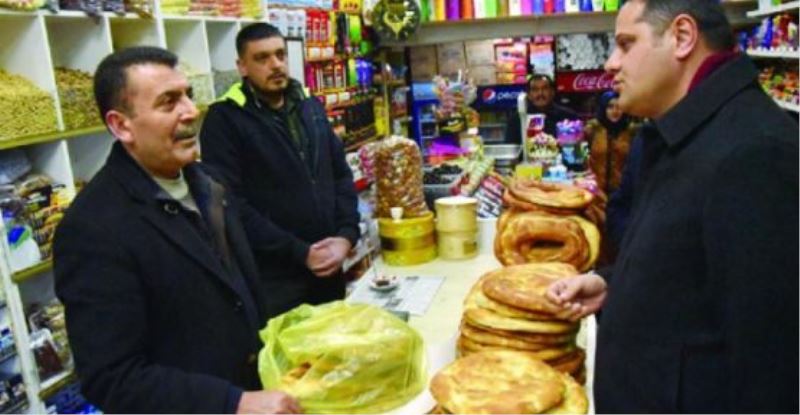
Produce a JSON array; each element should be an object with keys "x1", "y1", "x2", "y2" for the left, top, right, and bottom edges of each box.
[
  {"x1": 0, "y1": 349, "x2": 17, "y2": 365},
  {"x1": 12, "y1": 260, "x2": 53, "y2": 284},
  {"x1": 39, "y1": 370, "x2": 76, "y2": 400},
  {"x1": 345, "y1": 134, "x2": 379, "y2": 152},
  {"x1": 746, "y1": 48, "x2": 799, "y2": 59},
  {"x1": 0, "y1": 398, "x2": 28, "y2": 414},
  {"x1": 747, "y1": 1, "x2": 799, "y2": 17},
  {"x1": 775, "y1": 98, "x2": 800, "y2": 112}
]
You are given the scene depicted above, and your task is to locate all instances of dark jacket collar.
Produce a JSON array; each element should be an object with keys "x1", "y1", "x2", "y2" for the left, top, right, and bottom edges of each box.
[
  {"x1": 241, "y1": 78, "x2": 307, "y2": 113},
  {"x1": 105, "y1": 141, "x2": 213, "y2": 205},
  {"x1": 655, "y1": 54, "x2": 756, "y2": 148}
]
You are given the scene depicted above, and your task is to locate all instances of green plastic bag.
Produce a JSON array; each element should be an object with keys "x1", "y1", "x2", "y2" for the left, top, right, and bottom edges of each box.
[{"x1": 258, "y1": 301, "x2": 426, "y2": 414}]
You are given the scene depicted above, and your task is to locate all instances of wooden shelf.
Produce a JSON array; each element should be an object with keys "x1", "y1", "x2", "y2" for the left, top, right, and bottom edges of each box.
[
  {"x1": 0, "y1": 126, "x2": 107, "y2": 151},
  {"x1": 775, "y1": 98, "x2": 800, "y2": 112},
  {"x1": 747, "y1": 1, "x2": 799, "y2": 17},
  {"x1": 386, "y1": 1, "x2": 756, "y2": 45},
  {"x1": 39, "y1": 370, "x2": 76, "y2": 400},
  {"x1": 345, "y1": 134, "x2": 379, "y2": 152},
  {"x1": 746, "y1": 48, "x2": 799, "y2": 59},
  {"x1": 12, "y1": 260, "x2": 53, "y2": 284}
]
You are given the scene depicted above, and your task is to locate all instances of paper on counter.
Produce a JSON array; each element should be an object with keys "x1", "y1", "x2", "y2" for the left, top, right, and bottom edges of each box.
[{"x1": 347, "y1": 275, "x2": 445, "y2": 316}]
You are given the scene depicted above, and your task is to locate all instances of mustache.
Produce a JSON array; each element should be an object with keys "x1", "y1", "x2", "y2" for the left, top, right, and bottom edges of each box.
[
  {"x1": 175, "y1": 119, "x2": 201, "y2": 140},
  {"x1": 269, "y1": 72, "x2": 287, "y2": 80}
]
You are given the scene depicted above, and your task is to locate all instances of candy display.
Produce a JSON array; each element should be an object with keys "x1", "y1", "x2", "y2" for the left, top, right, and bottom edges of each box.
[
  {"x1": 556, "y1": 119, "x2": 589, "y2": 171},
  {"x1": 0, "y1": 0, "x2": 44, "y2": 10},
  {"x1": 55, "y1": 68, "x2": 102, "y2": 130},
  {"x1": 28, "y1": 300, "x2": 71, "y2": 375},
  {"x1": 160, "y1": 0, "x2": 190, "y2": 14},
  {"x1": 740, "y1": 13, "x2": 798, "y2": 52},
  {"x1": 0, "y1": 70, "x2": 58, "y2": 141},
  {"x1": 375, "y1": 135, "x2": 430, "y2": 218},
  {"x1": 759, "y1": 65, "x2": 799, "y2": 108}
]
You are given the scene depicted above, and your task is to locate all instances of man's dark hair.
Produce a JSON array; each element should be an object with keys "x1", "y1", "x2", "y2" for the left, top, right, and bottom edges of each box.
[
  {"x1": 636, "y1": 0, "x2": 735, "y2": 51},
  {"x1": 528, "y1": 74, "x2": 555, "y2": 91},
  {"x1": 236, "y1": 23, "x2": 284, "y2": 57},
  {"x1": 94, "y1": 46, "x2": 178, "y2": 123}
]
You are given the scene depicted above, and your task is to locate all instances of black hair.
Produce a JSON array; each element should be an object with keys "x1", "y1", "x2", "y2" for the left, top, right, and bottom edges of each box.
[
  {"x1": 236, "y1": 23, "x2": 284, "y2": 57},
  {"x1": 636, "y1": 0, "x2": 735, "y2": 52},
  {"x1": 93, "y1": 46, "x2": 178, "y2": 123},
  {"x1": 528, "y1": 74, "x2": 555, "y2": 91}
]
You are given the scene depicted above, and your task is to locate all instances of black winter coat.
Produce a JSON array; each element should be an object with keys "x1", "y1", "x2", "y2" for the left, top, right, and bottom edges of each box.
[
  {"x1": 595, "y1": 55, "x2": 799, "y2": 413},
  {"x1": 54, "y1": 143, "x2": 266, "y2": 413},
  {"x1": 200, "y1": 79, "x2": 360, "y2": 317}
]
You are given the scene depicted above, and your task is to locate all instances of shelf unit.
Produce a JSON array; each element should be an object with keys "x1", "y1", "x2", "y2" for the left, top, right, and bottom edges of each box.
[
  {"x1": 0, "y1": 6, "x2": 269, "y2": 413},
  {"x1": 775, "y1": 99, "x2": 800, "y2": 112},
  {"x1": 746, "y1": 48, "x2": 800, "y2": 59},
  {"x1": 385, "y1": 1, "x2": 757, "y2": 46},
  {"x1": 746, "y1": 0, "x2": 799, "y2": 17}
]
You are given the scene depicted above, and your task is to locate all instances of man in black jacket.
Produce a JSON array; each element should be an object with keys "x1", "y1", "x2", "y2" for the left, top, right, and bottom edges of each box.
[
  {"x1": 504, "y1": 74, "x2": 578, "y2": 142},
  {"x1": 54, "y1": 47, "x2": 301, "y2": 414},
  {"x1": 200, "y1": 23, "x2": 360, "y2": 317},
  {"x1": 547, "y1": 0, "x2": 798, "y2": 413}
]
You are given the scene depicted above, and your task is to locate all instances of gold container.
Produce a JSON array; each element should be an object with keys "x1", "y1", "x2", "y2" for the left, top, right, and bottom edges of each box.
[
  {"x1": 378, "y1": 212, "x2": 437, "y2": 265},
  {"x1": 435, "y1": 196, "x2": 478, "y2": 232},
  {"x1": 437, "y1": 230, "x2": 478, "y2": 260}
]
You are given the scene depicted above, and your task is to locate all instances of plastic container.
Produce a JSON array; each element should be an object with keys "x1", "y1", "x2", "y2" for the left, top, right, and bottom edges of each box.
[
  {"x1": 423, "y1": 171, "x2": 462, "y2": 209},
  {"x1": 378, "y1": 212, "x2": 437, "y2": 265},
  {"x1": 435, "y1": 196, "x2": 478, "y2": 232},
  {"x1": 437, "y1": 230, "x2": 478, "y2": 260}
]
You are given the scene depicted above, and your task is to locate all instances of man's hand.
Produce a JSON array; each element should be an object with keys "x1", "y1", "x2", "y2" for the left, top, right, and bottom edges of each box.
[
  {"x1": 546, "y1": 273, "x2": 608, "y2": 322},
  {"x1": 306, "y1": 237, "x2": 351, "y2": 278},
  {"x1": 237, "y1": 390, "x2": 302, "y2": 414}
]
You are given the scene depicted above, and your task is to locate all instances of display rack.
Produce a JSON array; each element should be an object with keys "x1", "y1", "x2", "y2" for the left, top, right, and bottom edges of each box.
[
  {"x1": 746, "y1": 0, "x2": 799, "y2": 17},
  {"x1": 746, "y1": 48, "x2": 800, "y2": 59},
  {"x1": 386, "y1": 1, "x2": 757, "y2": 46},
  {"x1": 775, "y1": 99, "x2": 800, "y2": 112},
  {"x1": 0, "y1": 5, "x2": 269, "y2": 413}
]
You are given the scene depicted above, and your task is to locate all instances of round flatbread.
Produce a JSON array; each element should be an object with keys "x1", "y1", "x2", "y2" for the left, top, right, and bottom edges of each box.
[
  {"x1": 431, "y1": 350, "x2": 567, "y2": 414},
  {"x1": 458, "y1": 335, "x2": 576, "y2": 362},
  {"x1": 548, "y1": 347, "x2": 586, "y2": 375},
  {"x1": 464, "y1": 275, "x2": 557, "y2": 321},
  {"x1": 571, "y1": 215, "x2": 600, "y2": 271},
  {"x1": 464, "y1": 307, "x2": 578, "y2": 334},
  {"x1": 482, "y1": 263, "x2": 578, "y2": 314},
  {"x1": 546, "y1": 371, "x2": 589, "y2": 414},
  {"x1": 461, "y1": 320, "x2": 577, "y2": 345},
  {"x1": 460, "y1": 322, "x2": 568, "y2": 350}
]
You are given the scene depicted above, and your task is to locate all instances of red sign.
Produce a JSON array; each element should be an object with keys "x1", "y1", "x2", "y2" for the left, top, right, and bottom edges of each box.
[{"x1": 556, "y1": 71, "x2": 615, "y2": 93}]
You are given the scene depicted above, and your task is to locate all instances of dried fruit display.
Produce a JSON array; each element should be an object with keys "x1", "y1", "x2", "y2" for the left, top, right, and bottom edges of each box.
[
  {"x1": 0, "y1": 70, "x2": 58, "y2": 140},
  {"x1": 55, "y1": 67, "x2": 101, "y2": 130}
]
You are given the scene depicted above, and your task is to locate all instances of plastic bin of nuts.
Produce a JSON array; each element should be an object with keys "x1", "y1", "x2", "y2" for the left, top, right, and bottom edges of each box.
[
  {"x1": 55, "y1": 68, "x2": 102, "y2": 130},
  {"x1": 0, "y1": 70, "x2": 58, "y2": 141}
]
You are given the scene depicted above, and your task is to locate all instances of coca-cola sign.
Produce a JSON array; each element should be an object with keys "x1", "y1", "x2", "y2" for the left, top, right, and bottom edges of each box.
[{"x1": 556, "y1": 70, "x2": 615, "y2": 93}]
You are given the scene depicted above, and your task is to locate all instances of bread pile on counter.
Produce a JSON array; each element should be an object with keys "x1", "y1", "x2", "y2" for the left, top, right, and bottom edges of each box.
[{"x1": 429, "y1": 178, "x2": 603, "y2": 414}]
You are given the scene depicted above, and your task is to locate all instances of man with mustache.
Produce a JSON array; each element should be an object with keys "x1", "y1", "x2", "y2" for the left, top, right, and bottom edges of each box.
[
  {"x1": 546, "y1": 0, "x2": 798, "y2": 413},
  {"x1": 504, "y1": 74, "x2": 578, "y2": 142},
  {"x1": 53, "y1": 47, "x2": 301, "y2": 414},
  {"x1": 201, "y1": 23, "x2": 359, "y2": 317}
]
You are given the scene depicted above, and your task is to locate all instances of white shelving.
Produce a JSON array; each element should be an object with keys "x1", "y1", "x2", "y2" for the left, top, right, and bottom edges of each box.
[
  {"x1": 747, "y1": 0, "x2": 799, "y2": 17},
  {"x1": 775, "y1": 99, "x2": 800, "y2": 112},
  {"x1": 0, "y1": 7, "x2": 270, "y2": 414},
  {"x1": 746, "y1": 48, "x2": 800, "y2": 59}
]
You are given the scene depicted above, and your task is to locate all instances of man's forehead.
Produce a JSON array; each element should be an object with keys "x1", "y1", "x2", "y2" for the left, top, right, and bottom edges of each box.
[
  {"x1": 125, "y1": 64, "x2": 187, "y2": 97},
  {"x1": 244, "y1": 37, "x2": 285, "y2": 55}
]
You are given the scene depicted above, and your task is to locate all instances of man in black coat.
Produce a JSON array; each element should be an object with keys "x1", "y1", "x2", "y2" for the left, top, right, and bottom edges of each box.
[
  {"x1": 200, "y1": 23, "x2": 360, "y2": 317},
  {"x1": 504, "y1": 74, "x2": 579, "y2": 142},
  {"x1": 53, "y1": 47, "x2": 301, "y2": 414},
  {"x1": 547, "y1": 1, "x2": 799, "y2": 412}
]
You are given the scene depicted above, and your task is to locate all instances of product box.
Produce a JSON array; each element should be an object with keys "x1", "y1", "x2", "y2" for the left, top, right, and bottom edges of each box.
[
  {"x1": 468, "y1": 65, "x2": 497, "y2": 85},
  {"x1": 410, "y1": 46, "x2": 438, "y2": 81},
  {"x1": 495, "y1": 42, "x2": 527, "y2": 64},
  {"x1": 437, "y1": 42, "x2": 467, "y2": 77},
  {"x1": 465, "y1": 40, "x2": 495, "y2": 66}
]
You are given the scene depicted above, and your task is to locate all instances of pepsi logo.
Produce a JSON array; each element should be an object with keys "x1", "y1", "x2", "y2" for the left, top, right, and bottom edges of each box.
[{"x1": 482, "y1": 88, "x2": 497, "y2": 103}]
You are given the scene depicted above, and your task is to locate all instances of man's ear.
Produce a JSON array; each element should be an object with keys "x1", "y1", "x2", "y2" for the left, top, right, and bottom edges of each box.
[
  {"x1": 670, "y1": 13, "x2": 699, "y2": 60},
  {"x1": 106, "y1": 110, "x2": 133, "y2": 145},
  {"x1": 236, "y1": 57, "x2": 247, "y2": 78}
]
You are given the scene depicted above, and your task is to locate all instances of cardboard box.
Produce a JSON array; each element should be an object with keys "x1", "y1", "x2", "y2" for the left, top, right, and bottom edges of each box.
[
  {"x1": 437, "y1": 42, "x2": 467, "y2": 77},
  {"x1": 409, "y1": 46, "x2": 438, "y2": 81},
  {"x1": 465, "y1": 40, "x2": 495, "y2": 66},
  {"x1": 468, "y1": 65, "x2": 497, "y2": 86}
]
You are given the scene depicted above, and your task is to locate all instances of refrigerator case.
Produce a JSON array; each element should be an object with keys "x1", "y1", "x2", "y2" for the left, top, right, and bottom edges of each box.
[
  {"x1": 470, "y1": 84, "x2": 527, "y2": 144},
  {"x1": 410, "y1": 82, "x2": 440, "y2": 156}
]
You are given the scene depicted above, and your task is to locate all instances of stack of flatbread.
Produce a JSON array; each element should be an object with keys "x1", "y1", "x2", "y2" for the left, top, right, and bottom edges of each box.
[
  {"x1": 429, "y1": 350, "x2": 588, "y2": 414},
  {"x1": 458, "y1": 262, "x2": 586, "y2": 385}
]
